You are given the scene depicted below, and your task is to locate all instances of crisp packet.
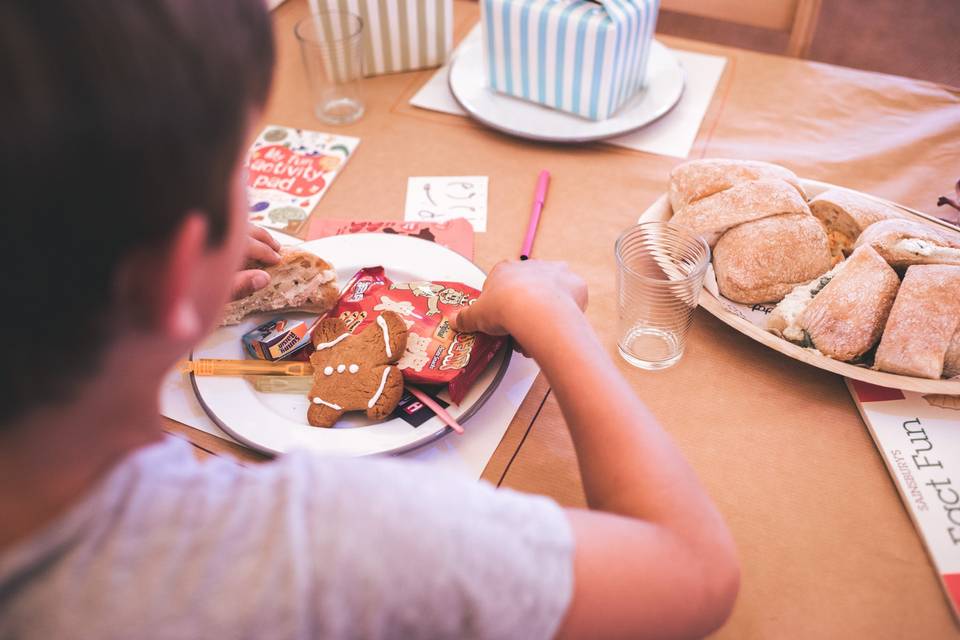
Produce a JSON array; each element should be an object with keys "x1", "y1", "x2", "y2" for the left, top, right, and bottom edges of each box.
[
  {"x1": 324, "y1": 266, "x2": 505, "y2": 404},
  {"x1": 242, "y1": 317, "x2": 312, "y2": 361}
]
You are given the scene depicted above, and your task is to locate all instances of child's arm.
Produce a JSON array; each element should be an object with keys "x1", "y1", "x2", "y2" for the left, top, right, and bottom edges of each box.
[{"x1": 454, "y1": 261, "x2": 740, "y2": 640}]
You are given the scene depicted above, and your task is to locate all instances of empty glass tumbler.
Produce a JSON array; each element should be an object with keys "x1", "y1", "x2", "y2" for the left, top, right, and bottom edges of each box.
[
  {"x1": 295, "y1": 12, "x2": 365, "y2": 125},
  {"x1": 615, "y1": 222, "x2": 711, "y2": 370}
]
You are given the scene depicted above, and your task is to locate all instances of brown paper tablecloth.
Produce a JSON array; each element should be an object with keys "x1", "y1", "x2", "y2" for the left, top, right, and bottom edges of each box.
[{"x1": 166, "y1": 1, "x2": 960, "y2": 636}]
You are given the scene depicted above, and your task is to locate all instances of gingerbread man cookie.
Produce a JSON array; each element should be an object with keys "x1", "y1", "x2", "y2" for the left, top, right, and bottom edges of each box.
[{"x1": 307, "y1": 311, "x2": 409, "y2": 428}]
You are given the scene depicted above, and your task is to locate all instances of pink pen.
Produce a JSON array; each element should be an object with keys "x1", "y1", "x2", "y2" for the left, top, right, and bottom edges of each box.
[{"x1": 520, "y1": 170, "x2": 551, "y2": 260}]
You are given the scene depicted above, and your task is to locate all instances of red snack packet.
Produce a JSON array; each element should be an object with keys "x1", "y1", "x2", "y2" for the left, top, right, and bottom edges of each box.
[{"x1": 322, "y1": 267, "x2": 505, "y2": 404}]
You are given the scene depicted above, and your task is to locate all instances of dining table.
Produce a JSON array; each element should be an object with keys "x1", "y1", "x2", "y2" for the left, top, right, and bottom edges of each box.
[{"x1": 162, "y1": 0, "x2": 960, "y2": 636}]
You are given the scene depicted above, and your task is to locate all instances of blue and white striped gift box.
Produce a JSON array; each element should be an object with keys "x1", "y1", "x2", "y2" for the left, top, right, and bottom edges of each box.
[{"x1": 480, "y1": 0, "x2": 659, "y2": 121}]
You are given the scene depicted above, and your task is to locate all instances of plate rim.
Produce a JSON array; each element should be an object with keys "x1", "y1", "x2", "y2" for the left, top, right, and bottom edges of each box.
[
  {"x1": 191, "y1": 233, "x2": 513, "y2": 457},
  {"x1": 639, "y1": 179, "x2": 960, "y2": 395},
  {"x1": 448, "y1": 38, "x2": 687, "y2": 144}
]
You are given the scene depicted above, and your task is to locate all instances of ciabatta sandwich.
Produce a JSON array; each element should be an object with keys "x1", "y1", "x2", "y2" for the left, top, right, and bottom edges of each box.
[
  {"x1": 767, "y1": 245, "x2": 900, "y2": 361},
  {"x1": 809, "y1": 188, "x2": 903, "y2": 260},
  {"x1": 668, "y1": 158, "x2": 806, "y2": 213},
  {"x1": 854, "y1": 218, "x2": 960, "y2": 269},
  {"x1": 221, "y1": 250, "x2": 338, "y2": 326},
  {"x1": 671, "y1": 179, "x2": 811, "y2": 247},
  {"x1": 874, "y1": 264, "x2": 960, "y2": 378},
  {"x1": 712, "y1": 213, "x2": 833, "y2": 304}
]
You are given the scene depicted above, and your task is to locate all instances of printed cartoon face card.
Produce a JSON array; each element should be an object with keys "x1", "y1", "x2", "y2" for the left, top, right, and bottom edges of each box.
[{"x1": 246, "y1": 125, "x2": 360, "y2": 235}]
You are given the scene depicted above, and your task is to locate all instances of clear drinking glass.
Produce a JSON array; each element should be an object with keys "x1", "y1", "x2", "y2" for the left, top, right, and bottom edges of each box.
[
  {"x1": 615, "y1": 222, "x2": 711, "y2": 370},
  {"x1": 295, "y1": 12, "x2": 365, "y2": 125}
]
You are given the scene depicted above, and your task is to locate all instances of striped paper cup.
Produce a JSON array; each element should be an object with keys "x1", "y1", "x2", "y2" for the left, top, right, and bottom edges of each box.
[{"x1": 310, "y1": 0, "x2": 453, "y2": 76}]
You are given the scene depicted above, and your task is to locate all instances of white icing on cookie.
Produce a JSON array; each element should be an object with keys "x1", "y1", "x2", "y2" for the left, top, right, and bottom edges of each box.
[
  {"x1": 315, "y1": 333, "x2": 350, "y2": 351},
  {"x1": 337, "y1": 364, "x2": 346, "y2": 373},
  {"x1": 368, "y1": 366, "x2": 392, "y2": 409},
  {"x1": 312, "y1": 397, "x2": 342, "y2": 411},
  {"x1": 323, "y1": 366, "x2": 333, "y2": 376},
  {"x1": 348, "y1": 364, "x2": 359, "y2": 374},
  {"x1": 376, "y1": 315, "x2": 392, "y2": 358}
]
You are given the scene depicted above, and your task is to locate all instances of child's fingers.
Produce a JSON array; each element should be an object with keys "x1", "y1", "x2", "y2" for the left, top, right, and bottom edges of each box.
[
  {"x1": 230, "y1": 269, "x2": 271, "y2": 300},
  {"x1": 247, "y1": 235, "x2": 281, "y2": 265},
  {"x1": 449, "y1": 308, "x2": 478, "y2": 334},
  {"x1": 249, "y1": 224, "x2": 281, "y2": 252}
]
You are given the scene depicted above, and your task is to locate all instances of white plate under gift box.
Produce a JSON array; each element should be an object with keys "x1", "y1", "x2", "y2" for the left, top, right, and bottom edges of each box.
[{"x1": 448, "y1": 36, "x2": 685, "y2": 143}]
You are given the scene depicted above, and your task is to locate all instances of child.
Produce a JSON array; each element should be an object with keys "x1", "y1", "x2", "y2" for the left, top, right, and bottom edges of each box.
[{"x1": 0, "y1": 1, "x2": 739, "y2": 638}]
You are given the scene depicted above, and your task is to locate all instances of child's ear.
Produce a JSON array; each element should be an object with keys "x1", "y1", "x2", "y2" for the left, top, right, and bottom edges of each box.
[{"x1": 116, "y1": 212, "x2": 209, "y2": 342}]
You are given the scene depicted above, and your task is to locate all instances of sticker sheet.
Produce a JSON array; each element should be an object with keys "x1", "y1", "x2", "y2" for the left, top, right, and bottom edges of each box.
[{"x1": 404, "y1": 176, "x2": 488, "y2": 232}]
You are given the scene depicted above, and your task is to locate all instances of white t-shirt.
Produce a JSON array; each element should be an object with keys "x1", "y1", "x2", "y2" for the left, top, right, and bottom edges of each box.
[{"x1": 0, "y1": 436, "x2": 573, "y2": 639}]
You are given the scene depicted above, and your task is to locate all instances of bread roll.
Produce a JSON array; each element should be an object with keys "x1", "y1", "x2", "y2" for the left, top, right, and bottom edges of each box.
[
  {"x1": 671, "y1": 179, "x2": 811, "y2": 247},
  {"x1": 854, "y1": 218, "x2": 960, "y2": 269},
  {"x1": 809, "y1": 188, "x2": 903, "y2": 260},
  {"x1": 874, "y1": 264, "x2": 960, "y2": 378},
  {"x1": 221, "y1": 250, "x2": 338, "y2": 326},
  {"x1": 793, "y1": 245, "x2": 900, "y2": 361},
  {"x1": 668, "y1": 158, "x2": 805, "y2": 212},
  {"x1": 713, "y1": 213, "x2": 833, "y2": 304}
]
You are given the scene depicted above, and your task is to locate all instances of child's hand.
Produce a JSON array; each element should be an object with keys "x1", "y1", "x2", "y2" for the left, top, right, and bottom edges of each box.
[
  {"x1": 230, "y1": 225, "x2": 281, "y2": 300},
  {"x1": 452, "y1": 260, "x2": 587, "y2": 337}
]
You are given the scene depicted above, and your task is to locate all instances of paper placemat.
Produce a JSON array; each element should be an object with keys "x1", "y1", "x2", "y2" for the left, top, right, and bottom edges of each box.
[
  {"x1": 161, "y1": 353, "x2": 538, "y2": 480},
  {"x1": 410, "y1": 25, "x2": 727, "y2": 159}
]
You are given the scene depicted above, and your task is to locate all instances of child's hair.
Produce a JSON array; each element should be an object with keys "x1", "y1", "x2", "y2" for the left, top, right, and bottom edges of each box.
[{"x1": 0, "y1": 0, "x2": 274, "y2": 424}]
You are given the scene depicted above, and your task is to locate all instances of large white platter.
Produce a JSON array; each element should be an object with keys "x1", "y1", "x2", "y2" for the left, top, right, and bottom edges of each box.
[
  {"x1": 640, "y1": 178, "x2": 960, "y2": 395},
  {"x1": 449, "y1": 36, "x2": 685, "y2": 143},
  {"x1": 190, "y1": 234, "x2": 510, "y2": 457}
]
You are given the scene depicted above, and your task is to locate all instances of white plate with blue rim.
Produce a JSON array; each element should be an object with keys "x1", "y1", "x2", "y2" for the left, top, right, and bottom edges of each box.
[
  {"x1": 190, "y1": 233, "x2": 510, "y2": 457},
  {"x1": 448, "y1": 35, "x2": 685, "y2": 143}
]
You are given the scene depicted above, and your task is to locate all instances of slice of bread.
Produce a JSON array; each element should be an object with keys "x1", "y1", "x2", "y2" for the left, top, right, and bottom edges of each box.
[{"x1": 220, "y1": 250, "x2": 338, "y2": 326}]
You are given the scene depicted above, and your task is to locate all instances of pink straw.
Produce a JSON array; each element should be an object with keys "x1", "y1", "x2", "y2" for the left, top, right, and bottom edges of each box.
[
  {"x1": 405, "y1": 385, "x2": 465, "y2": 435},
  {"x1": 520, "y1": 170, "x2": 551, "y2": 260}
]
